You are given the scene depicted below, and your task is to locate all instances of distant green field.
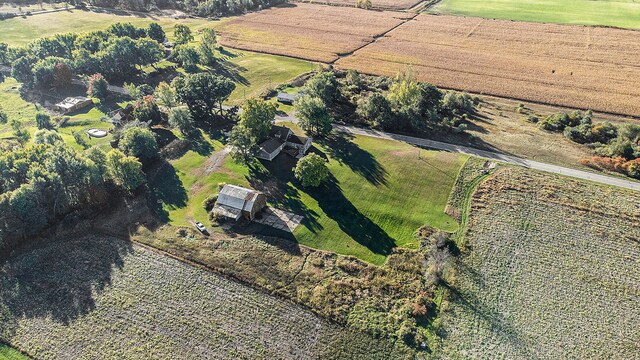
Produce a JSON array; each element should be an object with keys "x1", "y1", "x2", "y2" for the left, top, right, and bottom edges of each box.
[
  {"x1": 0, "y1": 344, "x2": 30, "y2": 360},
  {"x1": 430, "y1": 0, "x2": 640, "y2": 29},
  {"x1": 0, "y1": 9, "x2": 212, "y2": 46}
]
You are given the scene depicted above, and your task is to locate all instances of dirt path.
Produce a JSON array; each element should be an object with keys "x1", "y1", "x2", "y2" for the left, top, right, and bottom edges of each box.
[{"x1": 204, "y1": 146, "x2": 232, "y2": 174}]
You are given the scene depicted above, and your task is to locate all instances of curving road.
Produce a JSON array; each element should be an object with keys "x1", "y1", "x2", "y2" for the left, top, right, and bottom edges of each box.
[{"x1": 275, "y1": 114, "x2": 640, "y2": 192}]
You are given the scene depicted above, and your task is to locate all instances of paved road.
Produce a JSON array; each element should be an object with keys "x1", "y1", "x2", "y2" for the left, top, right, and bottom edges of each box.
[
  {"x1": 275, "y1": 114, "x2": 640, "y2": 192},
  {"x1": 335, "y1": 125, "x2": 640, "y2": 192}
]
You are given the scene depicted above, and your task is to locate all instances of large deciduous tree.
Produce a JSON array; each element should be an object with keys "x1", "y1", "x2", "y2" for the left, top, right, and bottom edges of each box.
[
  {"x1": 87, "y1": 73, "x2": 109, "y2": 100},
  {"x1": 118, "y1": 127, "x2": 159, "y2": 163},
  {"x1": 168, "y1": 107, "x2": 194, "y2": 135},
  {"x1": 146, "y1": 22, "x2": 166, "y2": 43},
  {"x1": 294, "y1": 153, "x2": 329, "y2": 187},
  {"x1": 295, "y1": 95, "x2": 332, "y2": 136},
  {"x1": 106, "y1": 149, "x2": 146, "y2": 192},
  {"x1": 303, "y1": 71, "x2": 339, "y2": 105},
  {"x1": 174, "y1": 24, "x2": 193, "y2": 45},
  {"x1": 173, "y1": 73, "x2": 235, "y2": 120},
  {"x1": 238, "y1": 98, "x2": 275, "y2": 143}
]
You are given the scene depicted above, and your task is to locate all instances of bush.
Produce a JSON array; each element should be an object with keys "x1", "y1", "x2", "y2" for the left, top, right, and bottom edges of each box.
[
  {"x1": 87, "y1": 73, "x2": 109, "y2": 100},
  {"x1": 202, "y1": 194, "x2": 218, "y2": 211},
  {"x1": 526, "y1": 115, "x2": 539, "y2": 123},
  {"x1": 539, "y1": 110, "x2": 586, "y2": 132},
  {"x1": 441, "y1": 91, "x2": 474, "y2": 117}
]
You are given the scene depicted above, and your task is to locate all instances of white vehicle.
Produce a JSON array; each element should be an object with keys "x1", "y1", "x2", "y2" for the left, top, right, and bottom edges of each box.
[{"x1": 195, "y1": 222, "x2": 207, "y2": 233}]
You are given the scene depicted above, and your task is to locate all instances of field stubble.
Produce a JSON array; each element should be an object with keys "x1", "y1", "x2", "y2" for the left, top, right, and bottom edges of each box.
[
  {"x1": 0, "y1": 236, "x2": 411, "y2": 359},
  {"x1": 218, "y1": 4, "x2": 413, "y2": 63},
  {"x1": 439, "y1": 167, "x2": 640, "y2": 358},
  {"x1": 218, "y1": 5, "x2": 640, "y2": 117},
  {"x1": 336, "y1": 15, "x2": 640, "y2": 117}
]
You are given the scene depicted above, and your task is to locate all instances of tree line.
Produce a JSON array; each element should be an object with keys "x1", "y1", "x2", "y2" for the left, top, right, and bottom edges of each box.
[
  {"x1": 534, "y1": 110, "x2": 640, "y2": 178},
  {"x1": 0, "y1": 139, "x2": 145, "y2": 251},
  {"x1": 0, "y1": 22, "x2": 169, "y2": 88}
]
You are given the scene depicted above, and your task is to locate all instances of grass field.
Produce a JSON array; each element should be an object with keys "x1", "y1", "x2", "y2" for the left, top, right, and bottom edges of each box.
[
  {"x1": 439, "y1": 167, "x2": 640, "y2": 358},
  {"x1": 218, "y1": 3, "x2": 412, "y2": 63},
  {"x1": 0, "y1": 344, "x2": 30, "y2": 360},
  {"x1": 0, "y1": 236, "x2": 412, "y2": 359},
  {"x1": 430, "y1": 0, "x2": 640, "y2": 29},
  {"x1": 152, "y1": 126, "x2": 465, "y2": 264},
  {"x1": 0, "y1": 8, "x2": 211, "y2": 46},
  {"x1": 336, "y1": 14, "x2": 640, "y2": 117},
  {"x1": 222, "y1": 51, "x2": 315, "y2": 104}
]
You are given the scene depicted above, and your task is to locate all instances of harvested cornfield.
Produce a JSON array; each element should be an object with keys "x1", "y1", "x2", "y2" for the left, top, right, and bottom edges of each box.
[
  {"x1": 335, "y1": 15, "x2": 640, "y2": 117},
  {"x1": 217, "y1": 3, "x2": 413, "y2": 63},
  {"x1": 439, "y1": 167, "x2": 640, "y2": 358},
  {"x1": 292, "y1": 0, "x2": 423, "y2": 10},
  {"x1": 0, "y1": 236, "x2": 412, "y2": 359}
]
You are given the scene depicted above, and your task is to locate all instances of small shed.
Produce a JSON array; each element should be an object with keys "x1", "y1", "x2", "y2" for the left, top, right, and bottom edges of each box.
[
  {"x1": 256, "y1": 137, "x2": 286, "y2": 161},
  {"x1": 215, "y1": 185, "x2": 267, "y2": 220},
  {"x1": 277, "y1": 92, "x2": 300, "y2": 105},
  {"x1": 55, "y1": 96, "x2": 93, "y2": 113}
]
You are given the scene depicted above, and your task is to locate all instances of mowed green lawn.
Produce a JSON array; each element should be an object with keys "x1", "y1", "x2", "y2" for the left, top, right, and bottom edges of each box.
[
  {"x1": 156, "y1": 126, "x2": 466, "y2": 265},
  {"x1": 0, "y1": 344, "x2": 30, "y2": 360},
  {"x1": 431, "y1": 0, "x2": 640, "y2": 29}
]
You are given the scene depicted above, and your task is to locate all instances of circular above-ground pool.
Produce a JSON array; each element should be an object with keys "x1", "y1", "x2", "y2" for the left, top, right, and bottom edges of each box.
[{"x1": 86, "y1": 128, "x2": 108, "y2": 138}]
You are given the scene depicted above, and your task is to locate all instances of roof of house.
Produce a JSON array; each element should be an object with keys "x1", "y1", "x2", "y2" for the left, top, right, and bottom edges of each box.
[
  {"x1": 259, "y1": 137, "x2": 285, "y2": 155},
  {"x1": 269, "y1": 125, "x2": 292, "y2": 140},
  {"x1": 217, "y1": 184, "x2": 264, "y2": 212},
  {"x1": 287, "y1": 134, "x2": 311, "y2": 145}
]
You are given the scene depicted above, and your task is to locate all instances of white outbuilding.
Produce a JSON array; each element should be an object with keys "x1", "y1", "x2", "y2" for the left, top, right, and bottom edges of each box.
[{"x1": 214, "y1": 184, "x2": 267, "y2": 221}]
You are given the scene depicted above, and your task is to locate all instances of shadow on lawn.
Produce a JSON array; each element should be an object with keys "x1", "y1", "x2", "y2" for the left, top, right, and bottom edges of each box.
[
  {"x1": 210, "y1": 60, "x2": 249, "y2": 87},
  {"x1": 317, "y1": 130, "x2": 388, "y2": 187},
  {"x1": 248, "y1": 153, "x2": 395, "y2": 256},
  {"x1": 146, "y1": 160, "x2": 188, "y2": 223},
  {"x1": 246, "y1": 158, "x2": 322, "y2": 236},
  {"x1": 0, "y1": 236, "x2": 133, "y2": 334},
  {"x1": 309, "y1": 175, "x2": 395, "y2": 256}
]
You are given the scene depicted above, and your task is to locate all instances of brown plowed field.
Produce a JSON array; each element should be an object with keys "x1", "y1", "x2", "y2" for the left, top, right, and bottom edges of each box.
[
  {"x1": 336, "y1": 15, "x2": 640, "y2": 117},
  {"x1": 217, "y1": 3, "x2": 412, "y2": 63},
  {"x1": 291, "y1": 0, "x2": 423, "y2": 10}
]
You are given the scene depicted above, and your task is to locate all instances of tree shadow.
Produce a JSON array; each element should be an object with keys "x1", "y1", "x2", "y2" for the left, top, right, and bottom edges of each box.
[
  {"x1": 185, "y1": 129, "x2": 213, "y2": 156},
  {"x1": 0, "y1": 236, "x2": 133, "y2": 334},
  {"x1": 307, "y1": 175, "x2": 395, "y2": 256},
  {"x1": 317, "y1": 130, "x2": 388, "y2": 186},
  {"x1": 218, "y1": 47, "x2": 238, "y2": 59},
  {"x1": 245, "y1": 157, "x2": 322, "y2": 235},
  {"x1": 209, "y1": 60, "x2": 249, "y2": 87},
  {"x1": 146, "y1": 160, "x2": 188, "y2": 223},
  {"x1": 247, "y1": 153, "x2": 394, "y2": 256}
]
